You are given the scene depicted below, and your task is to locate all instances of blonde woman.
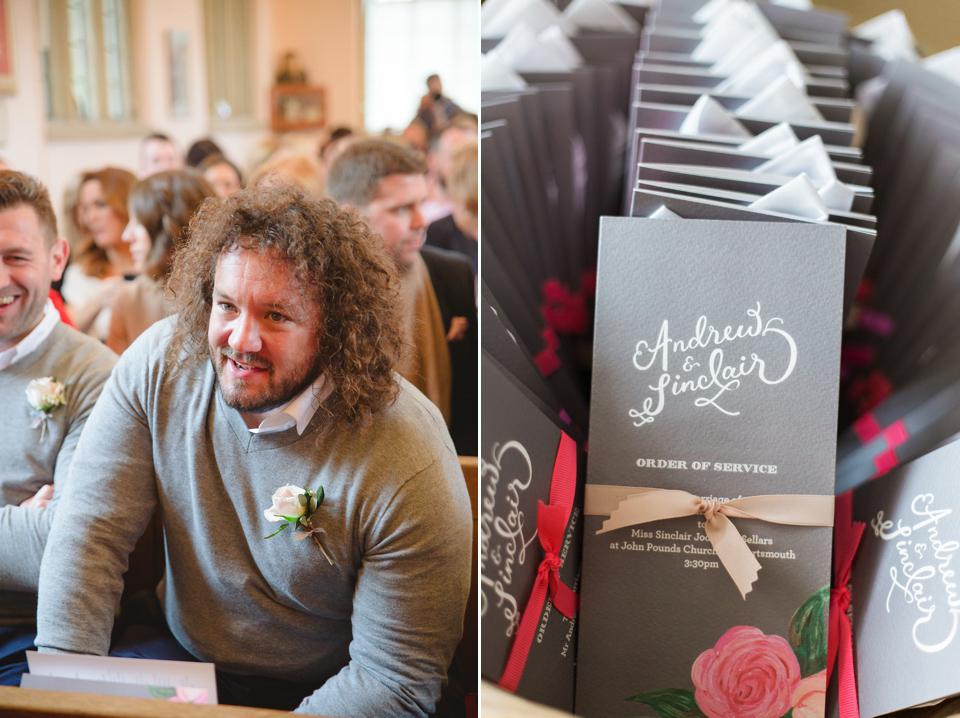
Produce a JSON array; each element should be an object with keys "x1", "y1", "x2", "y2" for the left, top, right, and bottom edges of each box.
[{"x1": 62, "y1": 167, "x2": 138, "y2": 340}]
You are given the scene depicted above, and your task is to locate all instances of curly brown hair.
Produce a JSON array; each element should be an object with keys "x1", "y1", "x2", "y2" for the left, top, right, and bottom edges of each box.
[
  {"x1": 73, "y1": 167, "x2": 137, "y2": 277},
  {"x1": 166, "y1": 183, "x2": 404, "y2": 432},
  {"x1": 130, "y1": 168, "x2": 215, "y2": 281}
]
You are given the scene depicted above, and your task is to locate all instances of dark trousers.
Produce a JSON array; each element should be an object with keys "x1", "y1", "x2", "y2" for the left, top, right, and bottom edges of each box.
[
  {"x1": 0, "y1": 625, "x2": 36, "y2": 686},
  {"x1": 111, "y1": 592, "x2": 318, "y2": 711}
]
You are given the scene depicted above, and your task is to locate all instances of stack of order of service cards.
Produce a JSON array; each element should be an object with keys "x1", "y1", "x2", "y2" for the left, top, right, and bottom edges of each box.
[{"x1": 575, "y1": 217, "x2": 845, "y2": 718}]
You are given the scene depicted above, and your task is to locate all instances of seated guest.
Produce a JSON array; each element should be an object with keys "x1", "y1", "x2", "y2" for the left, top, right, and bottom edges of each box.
[
  {"x1": 327, "y1": 139, "x2": 477, "y2": 455},
  {"x1": 61, "y1": 167, "x2": 138, "y2": 341},
  {"x1": 318, "y1": 126, "x2": 355, "y2": 171},
  {"x1": 36, "y1": 185, "x2": 472, "y2": 716},
  {"x1": 185, "y1": 137, "x2": 224, "y2": 168},
  {"x1": 0, "y1": 170, "x2": 117, "y2": 685},
  {"x1": 107, "y1": 169, "x2": 215, "y2": 354},
  {"x1": 249, "y1": 151, "x2": 324, "y2": 197},
  {"x1": 425, "y1": 140, "x2": 477, "y2": 276},
  {"x1": 139, "y1": 132, "x2": 183, "y2": 178},
  {"x1": 422, "y1": 124, "x2": 477, "y2": 224},
  {"x1": 198, "y1": 154, "x2": 243, "y2": 199}
]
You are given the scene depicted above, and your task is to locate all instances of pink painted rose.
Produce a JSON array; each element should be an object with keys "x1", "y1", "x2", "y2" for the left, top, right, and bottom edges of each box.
[
  {"x1": 692, "y1": 626, "x2": 801, "y2": 718},
  {"x1": 790, "y1": 670, "x2": 826, "y2": 718},
  {"x1": 169, "y1": 686, "x2": 208, "y2": 704}
]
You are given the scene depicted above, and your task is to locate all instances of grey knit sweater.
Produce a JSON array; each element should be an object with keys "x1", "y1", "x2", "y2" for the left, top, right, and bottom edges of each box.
[
  {"x1": 0, "y1": 321, "x2": 116, "y2": 623},
  {"x1": 36, "y1": 319, "x2": 473, "y2": 717}
]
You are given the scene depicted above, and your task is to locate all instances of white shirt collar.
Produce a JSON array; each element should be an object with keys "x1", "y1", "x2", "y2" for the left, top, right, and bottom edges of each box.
[
  {"x1": 0, "y1": 300, "x2": 61, "y2": 372},
  {"x1": 247, "y1": 374, "x2": 334, "y2": 436}
]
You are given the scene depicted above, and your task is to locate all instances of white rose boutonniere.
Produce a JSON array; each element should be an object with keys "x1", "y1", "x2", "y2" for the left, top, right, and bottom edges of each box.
[
  {"x1": 264, "y1": 484, "x2": 334, "y2": 565},
  {"x1": 25, "y1": 376, "x2": 66, "y2": 440}
]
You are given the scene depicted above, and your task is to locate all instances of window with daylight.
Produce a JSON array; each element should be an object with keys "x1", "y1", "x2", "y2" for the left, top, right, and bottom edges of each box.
[
  {"x1": 203, "y1": 0, "x2": 255, "y2": 127},
  {"x1": 44, "y1": 0, "x2": 135, "y2": 131},
  {"x1": 364, "y1": 0, "x2": 478, "y2": 134}
]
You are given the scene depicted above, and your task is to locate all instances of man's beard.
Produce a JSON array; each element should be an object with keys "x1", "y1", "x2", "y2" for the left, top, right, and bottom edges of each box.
[{"x1": 211, "y1": 345, "x2": 325, "y2": 415}]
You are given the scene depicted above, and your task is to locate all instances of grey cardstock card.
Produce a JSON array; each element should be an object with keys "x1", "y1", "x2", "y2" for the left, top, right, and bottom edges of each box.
[
  {"x1": 853, "y1": 439, "x2": 960, "y2": 717},
  {"x1": 576, "y1": 218, "x2": 845, "y2": 717}
]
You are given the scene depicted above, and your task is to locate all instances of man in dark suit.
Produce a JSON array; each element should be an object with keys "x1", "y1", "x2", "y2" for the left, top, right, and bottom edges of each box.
[{"x1": 326, "y1": 140, "x2": 477, "y2": 455}]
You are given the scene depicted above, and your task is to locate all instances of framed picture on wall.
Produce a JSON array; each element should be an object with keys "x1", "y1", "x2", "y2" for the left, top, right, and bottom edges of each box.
[
  {"x1": 271, "y1": 84, "x2": 325, "y2": 133},
  {"x1": 0, "y1": 0, "x2": 16, "y2": 94}
]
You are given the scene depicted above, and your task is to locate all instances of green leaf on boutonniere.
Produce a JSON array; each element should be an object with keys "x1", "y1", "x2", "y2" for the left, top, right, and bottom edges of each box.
[
  {"x1": 265, "y1": 523, "x2": 290, "y2": 539},
  {"x1": 148, "y1": 686, "x2": 177, "y2": 700},
  {"x1": 789, "y1": 585, "x2": 829, "y2": 676},
  {"x1": 624, "y1": 689, "x2": 707, "y2": 718}
]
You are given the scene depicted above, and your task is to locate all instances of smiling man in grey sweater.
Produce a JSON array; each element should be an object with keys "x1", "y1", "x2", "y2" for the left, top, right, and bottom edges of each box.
[
  {"x1": 0, "y1": 171, "x2": 117, "y2": 685},
  {"x1": 35, "y1": 185, "x2": 473, "y2": 716}
]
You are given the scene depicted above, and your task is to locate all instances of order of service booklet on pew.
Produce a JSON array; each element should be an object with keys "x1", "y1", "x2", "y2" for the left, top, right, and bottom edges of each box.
[
  {"x1": 851, "y1": 438, "x2": 960, "y2": 717},
  {"x1": 22, "y1": 651, "x2": 217, "y2": 704},
  {"x1": 575, "y1": 217, "x2": 845, "y2": 718}
]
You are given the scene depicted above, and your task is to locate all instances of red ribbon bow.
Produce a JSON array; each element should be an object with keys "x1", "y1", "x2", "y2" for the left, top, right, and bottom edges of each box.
[
  {"x1": 828, "y1": 491, "x2": 864, "y2": 718},
  {"x1": 499, "y1": 432, "x2": 580, "y2": 692}
]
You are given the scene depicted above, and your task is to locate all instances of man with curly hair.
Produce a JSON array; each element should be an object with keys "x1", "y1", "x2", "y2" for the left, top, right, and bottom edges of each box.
[{"x1": 35, "y1": 185, "x2": 473, "y2": 717}]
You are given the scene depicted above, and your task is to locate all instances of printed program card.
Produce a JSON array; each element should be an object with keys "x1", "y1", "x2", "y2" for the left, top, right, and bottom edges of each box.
[
  {"x1": 24, "y1": 651, "x2": 217, "y2": 704},
  {"x1": 852, "y1": 439, "x2": 960, "y2": 717},
  {"x1": 480, "y1": 352, "x2": 583, "y2": 712},
  {"x1": 575, "y1": 217, "x2": 845, "y2": 718}
]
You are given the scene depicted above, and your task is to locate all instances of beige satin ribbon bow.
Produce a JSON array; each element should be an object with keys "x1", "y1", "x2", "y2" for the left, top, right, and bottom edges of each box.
[{"x1": 585, "y1": 485, "x2": 834, "y2": 599}]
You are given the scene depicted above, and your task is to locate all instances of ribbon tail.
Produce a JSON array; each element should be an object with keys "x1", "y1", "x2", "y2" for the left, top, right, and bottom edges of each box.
[
  {"x1": 547, "y1": 571, "x2": 579, "y2": 619},
  {"x1": 598, "y1": 490, "x2": 698, "y2": 535},
  {"x1": 499, "y1": 571, "x2": 548, "y2": 693},
  {"x1": 836, "y1": 616, "x2": 860, "y2": 718},
  {"x1": 705, "y1": 514, "x2": 761, "y2": 599}
]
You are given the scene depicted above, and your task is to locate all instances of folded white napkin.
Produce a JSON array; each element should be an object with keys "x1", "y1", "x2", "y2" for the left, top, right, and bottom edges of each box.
[
  {"x1": 693, "y1": 0, "x2": 736, "y2": 25},
  {"x1": 715, "y1": 40, "x2": 808, "y2": 95},
  {"x1": 924, "y1": 46, "x2": 960, "y2": 85},
  {"x1": 480, "y1": 53, "x2": 529, "y2": 91},
  {"x1": 735, "y1": 75, "x2": 824, "y2": 123},
  {"x1": 540, "y1": 25, "x2": 585, "y2": 67},
  {"x1": 562, "y1": 0, "x2": 640, "y2": 33},
  {"x1": 749, "y1": 174, "x2": 829, "y2": 221},
  {"x1": 817, "y1": 177, "x2": 856, "y2": 213},
  {"x1": 707, "y1": 26, "x2": 779, "y2": 76},
  {"x1": 678, "y1": 95, "x2": 751, "y2": 137},
  {"x1": 492, "y1": 24, "x2": 581, "y2": 72},
  {"x1": 756, "y1": 135, "x2": 835, "y2": 188},
  {"x1": 648, "y1": 205, "x2": 683, "y2": 219},
  {"x1": 770, "y1": 0, "x2": 812, "y2": 8},
  {"x1": 852, "y1": 9, "x2": 918, "y2": 61},
  {"x1": 739, "y1": 122, "x2": 801, "y2": 157},
  {"x1": 482, "y1": 0, "x2": 574, "y2": 40}
]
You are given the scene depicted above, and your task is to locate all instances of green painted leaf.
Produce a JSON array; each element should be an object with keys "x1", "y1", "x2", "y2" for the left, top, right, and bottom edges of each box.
[
  {"x1": 148, "y1": 686, "x2": 177, "y2": 700},
  {"x1": 624, "y1": 689, "x2": 707, "y2": 718},
  {"x1": 316, "y1": 486, "x2": 324, "y2": 505},
  {"x1": 789, "y1": 585, "x2": 829, "y2": 676}
]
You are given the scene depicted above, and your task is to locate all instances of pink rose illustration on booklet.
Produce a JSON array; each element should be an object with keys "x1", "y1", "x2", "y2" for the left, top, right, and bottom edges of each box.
[{"x1": 625, "y1": 587, "x2": 828, "y2": 718}]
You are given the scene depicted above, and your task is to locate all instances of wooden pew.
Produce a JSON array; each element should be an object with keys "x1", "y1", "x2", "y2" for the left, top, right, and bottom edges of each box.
[{"x1": 0, "y1": 685, "x2": 292, "y2": 717}]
